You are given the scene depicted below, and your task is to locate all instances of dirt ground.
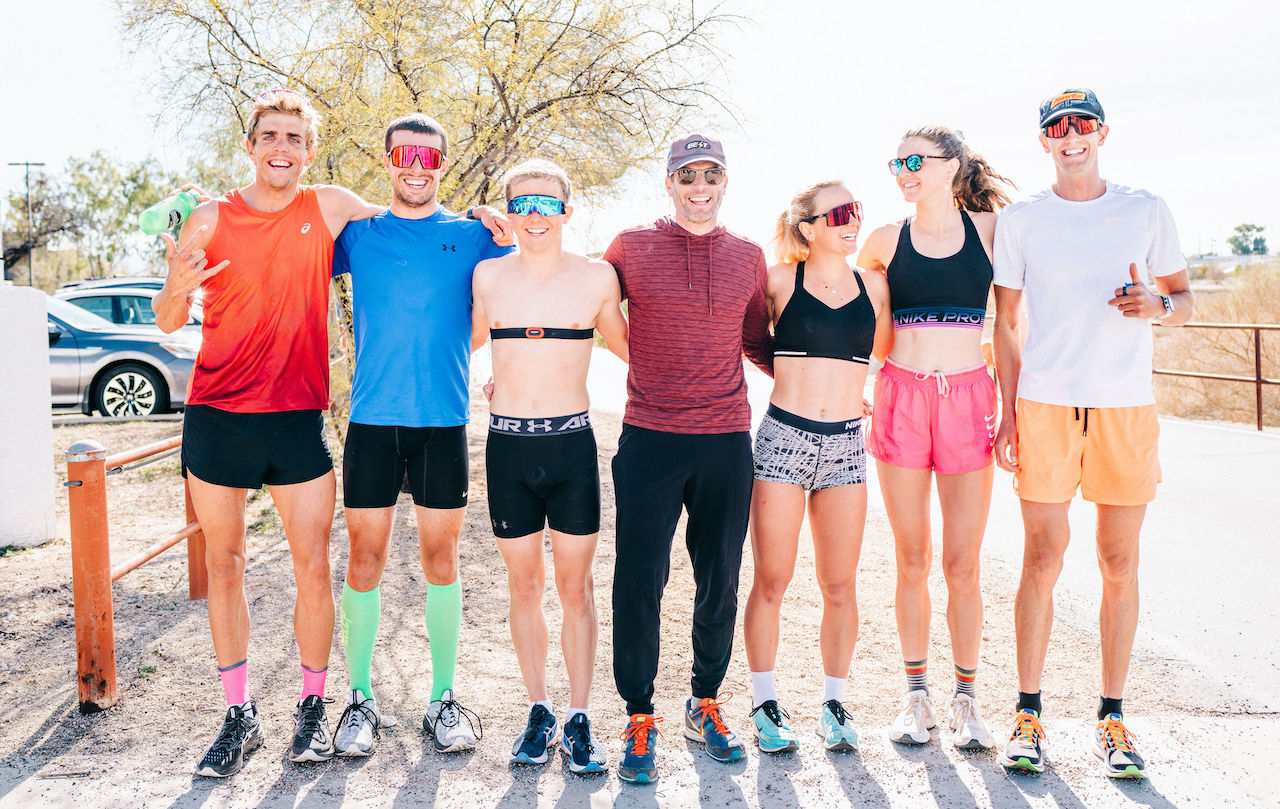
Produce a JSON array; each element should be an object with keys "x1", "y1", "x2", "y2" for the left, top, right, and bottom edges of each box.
[{"x1": 0, "y1": 395, "x2": 1260, "y2": 808}]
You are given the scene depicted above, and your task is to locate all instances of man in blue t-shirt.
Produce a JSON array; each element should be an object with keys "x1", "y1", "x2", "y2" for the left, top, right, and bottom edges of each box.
[{"x1": 330, "y1": 112, "x2": 513, "y2": 757}]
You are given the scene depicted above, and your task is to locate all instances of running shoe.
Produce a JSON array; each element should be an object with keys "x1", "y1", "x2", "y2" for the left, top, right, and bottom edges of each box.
[
  {"x1": 816, "y1": 699, "x2": 859, "y2": 752},
  {"x1": 1000, "y1": 709, "x2": 1047, "y2": 774},
  {"x1": 510, "y1": 704, "x2": 558, "y2": 765},
  {"x1": 334, "y1": 689, "x2": 396, "y2": 757},
  {"x1": 422, "y1": 689, "x2": 482, "y2": 753},
  {"x1": 561, "y1": 713, "x2": 607, "y2": 774},
  {"x1": 195, "y1": 701, "x2": 262, "y2": 778},
  {"x1": 289, "y1": 695, "x2": 335, "y2": 762},
  {"x1": 889, "y1": 689, "x2": 937, "y2": 745},
  {"x1": 618, "y1": 713, "x2": 662, "y2": 784},
  {"x1": 749, "y1": 700, "x2": 799, "y2": 753},
  {"x1": 684, "y1": 694, "x2": 745, "y2": 762},
  {"x1": 1093, "y1": 713, "x2": 1146, "y2": 779},
  {"x1": 948, "y1": 693, "x2": 995, "y2": 749}
]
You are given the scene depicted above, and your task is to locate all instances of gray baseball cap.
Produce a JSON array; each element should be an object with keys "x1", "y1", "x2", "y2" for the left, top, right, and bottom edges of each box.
[{"x1": 667, "y1": 134, "x2": 727, "y2": 173}]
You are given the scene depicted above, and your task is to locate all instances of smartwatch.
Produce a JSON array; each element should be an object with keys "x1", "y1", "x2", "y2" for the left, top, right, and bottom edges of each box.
[{"x1": 1155, "y1": 294, "x2": 1175, "y2": 322}]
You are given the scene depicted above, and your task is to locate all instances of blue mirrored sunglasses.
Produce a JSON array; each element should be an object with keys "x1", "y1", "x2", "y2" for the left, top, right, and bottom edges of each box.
[{"x1": 507, "y1": 194, "x2": 566, "y2": 216}]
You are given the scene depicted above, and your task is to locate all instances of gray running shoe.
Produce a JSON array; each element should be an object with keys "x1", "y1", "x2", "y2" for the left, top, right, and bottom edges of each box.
[
  {"x1": 422, "y1": 689, "x2": 482, "y2": 753},
  {"x1": 334, "y1": 689, "x2": 396, "y2": 757}
]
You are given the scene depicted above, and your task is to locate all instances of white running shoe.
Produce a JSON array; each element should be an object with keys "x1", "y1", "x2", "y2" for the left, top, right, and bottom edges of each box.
[
  {"x1": 889, "y1": 689, "x2": 937, "y2": 745},
  {"x1": 947, "y1": 693, "x2": 995, "y2": 749},
  {"x1": 1093, "y1": 714, "x2": 1146, "y2": 779},
  {"x1": 334, "y1": 689, "x2": 396, "y2": 757},
  {"x1": 422, "y1": 689, "x2": 481, "y2": 753}
]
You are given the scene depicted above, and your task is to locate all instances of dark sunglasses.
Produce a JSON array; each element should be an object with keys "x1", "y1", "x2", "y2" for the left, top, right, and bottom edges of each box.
[
  {"x1": 507, "y1": 194, "x2": 567, "y2": 216},
  {"x1": 888, "y1": 154, "x2": 950, "y2": 175},
  {"x1": 1043, "y1": 115, "x2": 1101, "y2": 139},
  {"x1": 671, "y1": 167, "x2": 726, "y2": 185},
  {"x1": 387, "y1": 144, "x2": 445, "y2": 169},
  {"x1": 803, "y1": 200, "x2": 864, "y2": 227}
]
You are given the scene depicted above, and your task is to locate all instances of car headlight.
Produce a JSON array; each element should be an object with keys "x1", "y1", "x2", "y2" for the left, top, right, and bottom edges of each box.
[{"x1": 161, "y1": 342, "x2": 199, "y2": 360}]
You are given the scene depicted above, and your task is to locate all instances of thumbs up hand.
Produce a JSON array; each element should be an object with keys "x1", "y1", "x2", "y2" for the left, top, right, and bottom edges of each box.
[{"x1": 1107, "y1": 263, "x2": 1161, "y2": 318}]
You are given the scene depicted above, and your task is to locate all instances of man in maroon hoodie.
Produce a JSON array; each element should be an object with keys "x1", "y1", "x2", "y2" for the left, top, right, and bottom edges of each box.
[{"x1": 604, "y1": 134, "x2": 773, "y2": 783}]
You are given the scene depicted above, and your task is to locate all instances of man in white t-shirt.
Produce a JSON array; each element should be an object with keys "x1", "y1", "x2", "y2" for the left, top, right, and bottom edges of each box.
[{"x1": 991, "y1": 88, "x2": 1193, "y2": 780}]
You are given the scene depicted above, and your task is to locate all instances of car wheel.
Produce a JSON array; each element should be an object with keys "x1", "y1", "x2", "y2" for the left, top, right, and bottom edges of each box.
[{"x1": 93, "y1": 363, "x2": 167, "y2": 417}]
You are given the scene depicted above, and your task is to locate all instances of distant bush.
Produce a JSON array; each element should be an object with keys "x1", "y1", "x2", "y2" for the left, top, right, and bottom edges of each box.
[{"x1": 1155, "y1": 263, "x2": 1280, "y2": 426}]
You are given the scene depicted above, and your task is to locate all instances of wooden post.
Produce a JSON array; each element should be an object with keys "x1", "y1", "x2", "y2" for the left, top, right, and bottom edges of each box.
[
  {"x1": 185, "y1": 479, "x2": 207, "y2": 600},
  {"x1": 66, "y1": 439, "x2": 118, "y2": 713}
]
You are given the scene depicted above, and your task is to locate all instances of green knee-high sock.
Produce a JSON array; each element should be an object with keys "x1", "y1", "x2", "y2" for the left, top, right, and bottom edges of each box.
[
  {"x1": 425, "y1": 579, "x2": 462, "y2": 701},
  {"x1": 341, "y1": 582, "x2": 381, "y2": 700}
]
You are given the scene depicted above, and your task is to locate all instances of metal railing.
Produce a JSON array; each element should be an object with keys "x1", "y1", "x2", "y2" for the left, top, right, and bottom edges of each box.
[
  {"x1": 65, "y1": 435, "x2": 206, "y2": 713},
  {"x1": 1154, "y1": 322, "x2": 1280, "y2": 431}
]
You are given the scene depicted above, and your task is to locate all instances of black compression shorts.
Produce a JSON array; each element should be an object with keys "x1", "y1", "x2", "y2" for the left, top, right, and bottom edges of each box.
[
  {"x1": 485, "y1": 412, "x2": 600, "y2": 538},
  {"x1": 181, "y1": 405, "x2": 332, "y2": 489},
  {"x1": 342, "y1": 423, "x2": 468, "y2": 509}
]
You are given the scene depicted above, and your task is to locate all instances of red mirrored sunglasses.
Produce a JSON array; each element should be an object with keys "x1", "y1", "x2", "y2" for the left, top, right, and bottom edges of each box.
[
  {"x1": 1043, "y1": 115, "x2": 1101, "y2": 139},
  {"x1": 387, "y1": 144, "x2": 445, "y2": 169},
  {"x1": 803, "y1": 201, "x2": 863, "y2": 227}
]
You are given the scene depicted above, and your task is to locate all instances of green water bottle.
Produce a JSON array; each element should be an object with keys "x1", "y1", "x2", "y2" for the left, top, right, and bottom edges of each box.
[{"x1": 138, "y1": 190, "x2": 200, "y2": 235}]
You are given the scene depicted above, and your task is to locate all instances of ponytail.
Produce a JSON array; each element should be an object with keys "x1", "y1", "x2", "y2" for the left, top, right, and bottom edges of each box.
[
  {"x1": 771, "y1": 180, "x2": 845, "y2": 264},
  {"x1": 901, "y1": 125, "x2": 1015, "y2": 213}
]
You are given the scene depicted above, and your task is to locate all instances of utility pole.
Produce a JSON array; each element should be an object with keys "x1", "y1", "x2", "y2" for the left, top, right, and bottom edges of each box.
[{"x1": 7, "y1": 161, "x2": 46, "y2": 286}]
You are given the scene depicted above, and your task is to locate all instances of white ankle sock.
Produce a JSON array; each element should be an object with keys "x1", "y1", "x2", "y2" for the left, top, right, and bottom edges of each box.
[
  {"x1": 823, "y1": 674, "x2": 846, "y2": 704},
  {"x1": 566, "y1": 707, "x2": 587, "y2": 721},
  {"x1": 751, "y1": 670, "x2": 778, "y2": 708},
  {"x1": 533, "y1": 700, "x2": 553, "y2": 714}
]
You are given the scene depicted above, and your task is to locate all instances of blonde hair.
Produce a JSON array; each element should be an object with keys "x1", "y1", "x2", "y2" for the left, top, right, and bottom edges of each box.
[
  {"x1": 502, "y1": 159, "x2": 572, "y2": 202},
  {"x1": 247, "y1": 89, "x2": 320, "y2": 151},
  {"x1": 772, "y1": 180, "x2": 846, "y2": 264},
  {"x1": 901, "y1": 125, "x2": 1014, "y2": 213}
]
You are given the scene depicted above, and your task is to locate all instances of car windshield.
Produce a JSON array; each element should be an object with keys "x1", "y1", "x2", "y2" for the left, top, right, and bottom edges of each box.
[{"x1": 47, "y1": 296, "x2": 117, "y2": 331}]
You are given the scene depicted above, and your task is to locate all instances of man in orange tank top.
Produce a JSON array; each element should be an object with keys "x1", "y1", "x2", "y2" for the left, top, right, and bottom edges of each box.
[{"x1": 153, "y1": 90, "x2": 388, "y2": 777}]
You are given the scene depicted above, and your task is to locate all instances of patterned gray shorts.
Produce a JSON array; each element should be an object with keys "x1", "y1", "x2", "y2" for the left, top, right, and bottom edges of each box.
[{"x1": 753, "y1": 405, "x2": 866, "y2": 491}]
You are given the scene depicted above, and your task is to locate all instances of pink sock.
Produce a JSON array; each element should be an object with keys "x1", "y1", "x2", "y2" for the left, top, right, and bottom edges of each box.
[
  {"x1": 218, "y1": 660, "x2": 248, "y2": 706},
  {"x1": 301, "y1": 664, "x2": 327, "y2": 700}
]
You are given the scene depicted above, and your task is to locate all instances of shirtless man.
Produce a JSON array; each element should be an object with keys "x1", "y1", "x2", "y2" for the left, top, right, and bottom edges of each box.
[
  {"x1": 471, "y1": 159, "x2": 628, "y2": 774},
  {"x1": 153, "y1": 89, "x2": 384, "y2": 777}
]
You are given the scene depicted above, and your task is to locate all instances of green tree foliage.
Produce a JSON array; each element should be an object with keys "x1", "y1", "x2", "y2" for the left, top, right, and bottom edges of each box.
[
  {"x1": 121, "y1": 0, "x2": 737, "y2": 209},
  {"x1": 1227, "y1": 223, "x2": 1268, "y2": 256}
]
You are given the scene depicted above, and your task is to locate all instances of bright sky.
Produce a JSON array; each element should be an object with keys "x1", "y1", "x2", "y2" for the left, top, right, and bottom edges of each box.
[{"x1": 3, "y1": 0, "x2": 1278, "y2": 261}]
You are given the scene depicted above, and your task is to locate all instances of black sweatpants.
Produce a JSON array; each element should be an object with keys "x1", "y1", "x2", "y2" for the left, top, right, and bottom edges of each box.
[{"x1": 611, "y1": 425, "x2": 754, "y2": 716}]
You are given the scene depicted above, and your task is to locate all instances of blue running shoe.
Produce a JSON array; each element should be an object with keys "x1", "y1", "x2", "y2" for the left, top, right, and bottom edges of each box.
[
  {"x1": 561, "y1": 713, "x2": 607, "y2": 774},
  {"x1": 684, "y1": 694, "x2": 745, "y2": 762},
  {"x1": 750, "y1": 700, "x2": 799, "y2": 753},
  {"x1": 618, "y1": 713, "x2": 662, "y2": 784},
  {"x1": 510, "y1": 704, "x2": 558, "y2": 765},
  {"x1": 816, "y1": 699, "x2": 858, "y2": 752}
]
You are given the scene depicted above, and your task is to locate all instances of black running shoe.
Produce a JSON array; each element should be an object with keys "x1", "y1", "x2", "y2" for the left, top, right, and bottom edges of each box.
[
  {"x1": 195, "y1": 702, "x2": 263, "y2": 778},
  {"x1": 290, "y1": 695, "x2": 335, "y2": 762}
]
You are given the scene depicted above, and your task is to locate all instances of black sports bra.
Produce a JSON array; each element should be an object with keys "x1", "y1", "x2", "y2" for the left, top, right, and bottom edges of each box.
[
  {"x1": 886, "y1": 210, "x2": 992, "y2": 331},
  {"x1": 772, "y1": 262, "x2": 875, "y2": 365},
  {"x1": 490, "y1": 327, "x2": 594, "y2": 340}
]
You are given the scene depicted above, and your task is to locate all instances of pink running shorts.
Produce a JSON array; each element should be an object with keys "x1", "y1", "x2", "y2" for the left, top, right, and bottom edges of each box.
[{"x1": 867, "y1": 358, "x2": 996, "y2": 474}]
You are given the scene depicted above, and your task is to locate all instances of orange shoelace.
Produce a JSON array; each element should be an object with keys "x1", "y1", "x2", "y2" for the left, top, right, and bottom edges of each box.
[
  {"x1": 694, "y1": 692, "x2": 734, "y2": 735},
  {"x1": 620, "y1": 714, "x2": 664, "y2": 756},
  {"x1": 1007, "y1": 711, "x2": 1046, "y2": 747},
  {"x1": 1099, "y1": 717, "x2": 1136, "y2": 753}
]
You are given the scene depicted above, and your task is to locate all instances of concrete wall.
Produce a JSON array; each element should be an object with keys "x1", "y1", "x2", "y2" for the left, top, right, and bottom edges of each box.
[{"x1": 0, "y1": 284, "x2": 56, "y2": 547}]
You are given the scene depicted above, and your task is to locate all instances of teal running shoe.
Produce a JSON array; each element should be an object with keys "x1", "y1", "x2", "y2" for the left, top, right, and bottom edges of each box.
[
  {"x1": 816, "y1": 699, "x2": 858, "y2": 752},
  {"x1": 749, "y1": 700, "x2": 799, "y2": 753}
]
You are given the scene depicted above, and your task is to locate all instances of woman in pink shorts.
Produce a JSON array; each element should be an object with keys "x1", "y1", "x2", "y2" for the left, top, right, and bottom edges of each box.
[{"x1": 857, "y1": 126, "x2": 1013, "y2": 750}]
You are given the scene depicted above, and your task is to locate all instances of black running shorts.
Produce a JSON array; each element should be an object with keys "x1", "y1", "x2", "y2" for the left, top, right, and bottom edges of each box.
[
  {"x1": 342, "y1": 422, "x2": 469, "y2": 509},
  {"x1": 485, "y1": 412, "x2": 600, "y2": 538},
  {"x1": 181, "y1": 404, "x2": 333, "y2": 489}
]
